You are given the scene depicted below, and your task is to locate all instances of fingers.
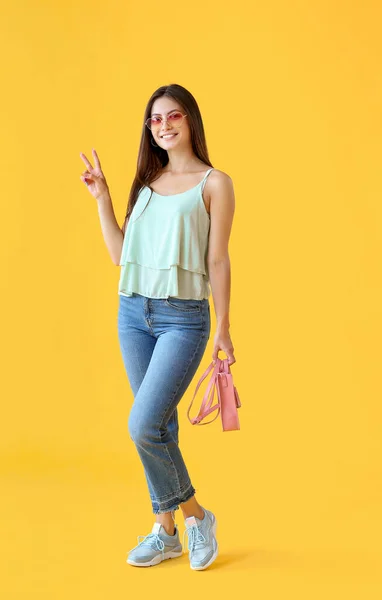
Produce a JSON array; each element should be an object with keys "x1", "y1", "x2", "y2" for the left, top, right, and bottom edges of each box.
[
  {"x1": 80, "y1": 169, "x2": 90, "y2": 181},
  {"x1": 92, "y1": 148, "x2": 101, "y2": 169},
  {"x1": 227, "y1": 348, "x2": 236, "y2": 365},
  {"x1": 80, "y1": 169, "x2": 94, "y2": 184},
  {"x1": 79, "y1": 149, "x2": 101, "y2": 171},
  {"x1": 212, "y1": 350, "x2": 236, "y2": 366},
  {"x1": 80, "y1": 152, "x2": 93, "y2": 171}
]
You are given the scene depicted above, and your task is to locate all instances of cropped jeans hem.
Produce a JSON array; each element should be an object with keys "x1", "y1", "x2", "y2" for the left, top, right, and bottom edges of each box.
[{"x1": 152, "y1": 483, "x2": 196, "y2": 514}]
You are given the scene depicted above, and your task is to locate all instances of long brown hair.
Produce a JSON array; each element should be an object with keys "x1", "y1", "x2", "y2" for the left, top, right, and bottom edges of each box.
[{"x1": 122, "y1": 83, "x2": 213, "y2": 232}]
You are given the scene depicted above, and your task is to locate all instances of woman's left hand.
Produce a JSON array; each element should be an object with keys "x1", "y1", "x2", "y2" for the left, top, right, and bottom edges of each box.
[{"x1": 212, "y1": 328, "x2": 236, "y2": 366}]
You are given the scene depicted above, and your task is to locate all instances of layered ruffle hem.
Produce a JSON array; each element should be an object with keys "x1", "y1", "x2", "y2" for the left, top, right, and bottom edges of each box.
[{"x1": 118, "y1": 186, "x2": 211, "y2": 300}]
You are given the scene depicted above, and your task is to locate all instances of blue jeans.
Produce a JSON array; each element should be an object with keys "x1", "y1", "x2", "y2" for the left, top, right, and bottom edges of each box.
[{"x1": 117, "y1": 292, "x2": 211, "y2": 514}]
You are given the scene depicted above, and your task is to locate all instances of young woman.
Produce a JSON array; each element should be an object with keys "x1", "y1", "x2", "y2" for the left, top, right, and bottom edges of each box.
[{"x1": 79, "y1": 83, "x2": 236, "y2": 570}]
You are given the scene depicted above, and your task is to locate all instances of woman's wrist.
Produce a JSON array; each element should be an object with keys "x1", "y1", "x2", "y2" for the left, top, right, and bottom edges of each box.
[
  {"x1": 96, "y1": 190, "x2": 111, "y2": 205},
  {"x1": 216, "y1": 316, "x2": 230, "y2": 332}
]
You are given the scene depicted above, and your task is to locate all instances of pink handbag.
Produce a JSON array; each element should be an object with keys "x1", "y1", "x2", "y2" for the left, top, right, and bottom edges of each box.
[{"x1": 187, "y1": 358, "x2": 241, "y2": 431}]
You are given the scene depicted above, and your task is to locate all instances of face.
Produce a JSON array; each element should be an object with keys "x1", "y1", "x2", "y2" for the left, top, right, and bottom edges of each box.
[{"x1": 149, "y1": 97, "x2": 191, "y2": 150}]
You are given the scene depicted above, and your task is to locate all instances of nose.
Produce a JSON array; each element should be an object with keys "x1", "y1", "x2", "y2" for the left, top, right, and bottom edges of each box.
[
  {"x1": 159, "y1": 125, "x2": 174, "y2": 135},
  {"x1": 159, "y1": 116, "x2": 175, "y2": 130}
]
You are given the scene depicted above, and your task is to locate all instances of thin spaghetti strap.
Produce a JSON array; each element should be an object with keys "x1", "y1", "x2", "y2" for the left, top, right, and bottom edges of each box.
[{"x1": 201, "y1": 168, "x2": 214, "y2": 193}]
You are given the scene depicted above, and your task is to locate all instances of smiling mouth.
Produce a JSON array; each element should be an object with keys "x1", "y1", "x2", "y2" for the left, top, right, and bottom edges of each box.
[{"x1": 160, "y1": 133, "x2": 178, "y2": 139}]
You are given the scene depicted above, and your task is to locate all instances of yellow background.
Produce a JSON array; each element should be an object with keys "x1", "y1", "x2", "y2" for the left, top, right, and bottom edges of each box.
[{"x1": 1, "y1": 0, "x2": 381, "y2": 597}]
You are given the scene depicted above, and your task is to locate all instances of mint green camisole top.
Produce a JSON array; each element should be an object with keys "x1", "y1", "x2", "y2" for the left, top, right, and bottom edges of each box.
[{"x1": 118, "y1": 168, "x2": 214, "y2": 300}]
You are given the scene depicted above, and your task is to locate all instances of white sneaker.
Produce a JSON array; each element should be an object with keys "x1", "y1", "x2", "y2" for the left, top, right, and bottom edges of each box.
[
  {"x1": 126, "y1": 521, "x2": 183, "y2": 567},
  {"x1": 183, "y1": 507, "x2": 218, "y2": 570}
]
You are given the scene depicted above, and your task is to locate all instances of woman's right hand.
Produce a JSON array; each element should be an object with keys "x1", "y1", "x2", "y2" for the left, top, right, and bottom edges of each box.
[{"x1": 79, "y1": 148, "x2": 110, "y2": 201}]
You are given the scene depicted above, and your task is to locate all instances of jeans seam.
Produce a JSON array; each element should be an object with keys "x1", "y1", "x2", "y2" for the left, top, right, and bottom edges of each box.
[
  {"x1": 152, "y1": 486, "x2": 197, "y2": 514},
  {"x1": 156, "y1": 321, "x2": 206, "y2": 502},
  {"x1": 158, "y1": 324, "x2": 206, "y2": 433},
  {"x1": 152, "y1": 485, "x2": 196, "y2": 513},
  {"x1": 152, "y1": 480, "x2": 195, "y2": 502}
]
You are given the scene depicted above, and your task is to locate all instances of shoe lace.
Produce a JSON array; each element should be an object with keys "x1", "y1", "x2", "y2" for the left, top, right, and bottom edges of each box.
[
  {"x1": 127, "y1": 533, "x2": 165, "y2": 560},
  {"x1": 183, "y1": 524, "x2": 206, "y2": 555}
]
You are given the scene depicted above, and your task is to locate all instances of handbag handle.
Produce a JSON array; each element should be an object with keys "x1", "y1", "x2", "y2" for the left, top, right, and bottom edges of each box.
[{"x1": 187, "y1": 358, "x2": 226, "y2": 426}]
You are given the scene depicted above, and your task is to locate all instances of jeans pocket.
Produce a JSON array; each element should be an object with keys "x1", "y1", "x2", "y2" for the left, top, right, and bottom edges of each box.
[{"x1": 164, "y1": 297, "x2": 201, "y2": 313}]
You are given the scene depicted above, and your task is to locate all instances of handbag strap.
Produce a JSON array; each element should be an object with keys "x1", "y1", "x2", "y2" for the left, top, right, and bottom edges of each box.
[
  {"x1": 187, "y1": 359, "x2": 221, "y2": 425},
  {"x1": 187, "y1": 358, "x2": 227, "y2": 425}
]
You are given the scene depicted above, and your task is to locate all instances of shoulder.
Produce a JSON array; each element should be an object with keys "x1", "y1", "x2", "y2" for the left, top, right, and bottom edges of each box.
[
  {"x1": 204, "y1": 168, "x2": 235, "y2": 209},
  {"x1": 207, "y1": 168, "x2": 233, "y2": 187},
  {"x1": 206, "y1": 168, "x2": 234, "y2": 197}
]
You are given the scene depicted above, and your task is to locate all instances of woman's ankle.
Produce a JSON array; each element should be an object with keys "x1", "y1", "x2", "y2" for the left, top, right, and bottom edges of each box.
[{"x1": 155, "y1": 514, "x2": 176, "y2": 535}]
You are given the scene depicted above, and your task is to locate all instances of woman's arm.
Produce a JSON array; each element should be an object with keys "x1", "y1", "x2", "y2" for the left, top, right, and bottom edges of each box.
[
  {"x1": 96, "y1": 193, "x2": 125, "y2": 266},
  {"x1": 206, "y1": 171, "x2": 236, "y2": 365}
]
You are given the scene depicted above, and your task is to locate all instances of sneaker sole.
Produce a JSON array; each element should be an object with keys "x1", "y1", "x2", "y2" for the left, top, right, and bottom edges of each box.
[
  {"x1": 190, "y1": 517, "x2": 218, "y2": 571},
  {"x1": 127, "y1": 548, "x2": 183, "y2": 567}
]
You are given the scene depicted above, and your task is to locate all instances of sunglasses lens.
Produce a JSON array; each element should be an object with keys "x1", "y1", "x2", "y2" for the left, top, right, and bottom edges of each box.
[
  {"x1": 147, "y1": 117, "x2": 161, "y2": 129},
  {"x1": 146, "y1": 112, "x2": 184, "y2": 129},
  {"x1": 168, "y1": 111, "x2": 183, "y2": 123}
]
